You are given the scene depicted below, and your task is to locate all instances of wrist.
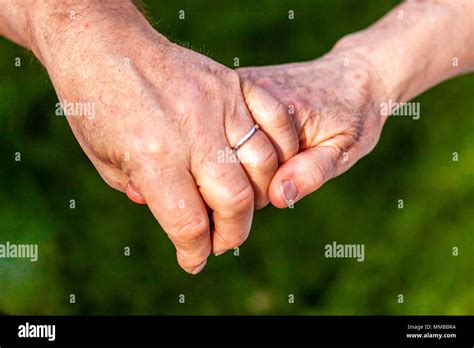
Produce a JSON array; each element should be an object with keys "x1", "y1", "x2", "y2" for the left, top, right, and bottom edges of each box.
[
  {"x1": 319, "y1": 43, "x2": 392, "y2": 122},
  {"x1": 331, "y1": 32, "x2": 407, "y2": 106},
  {"x1": 331, "y1": 1, "x2": 474, "y2": 105}
]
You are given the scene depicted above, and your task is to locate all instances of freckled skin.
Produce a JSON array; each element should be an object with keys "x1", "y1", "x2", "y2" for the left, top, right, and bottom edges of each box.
[
  {"x1": 0, "y1": 0, "x2": 472, "y2": 270},
  {"x1": 0, "y1": 0, "x2": 297, "y2": 274},
  {"x1": 238, "y1": 0, "x2": 474, "y2": 208},
  {"x1": 238, "y1": 52, "x2": 387, "y2": 184}
]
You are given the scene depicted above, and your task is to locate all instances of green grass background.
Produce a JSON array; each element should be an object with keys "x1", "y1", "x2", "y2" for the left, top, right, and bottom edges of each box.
[{"x1": 0, "y1": 0, "x2": 473, "y2": 315}]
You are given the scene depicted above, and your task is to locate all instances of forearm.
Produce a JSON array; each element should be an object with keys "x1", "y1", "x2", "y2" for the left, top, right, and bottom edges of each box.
[
  {"x1": 0, "y1": 0, "x2": 168, "y2": 68},
  {"x1": 0, "y1": 0, "x2": 173, "y2": 167},
  {"x1": 0, "y1": 0, "x2": 34, "y2": 48},
  {"x1": 332, "y1": 0, "x2": 474, "y2": 104}
]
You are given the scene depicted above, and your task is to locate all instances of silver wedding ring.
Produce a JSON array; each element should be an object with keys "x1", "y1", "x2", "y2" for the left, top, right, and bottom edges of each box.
[{"x1": 232, "y1": 124, "x2": 260, "y2": 152}]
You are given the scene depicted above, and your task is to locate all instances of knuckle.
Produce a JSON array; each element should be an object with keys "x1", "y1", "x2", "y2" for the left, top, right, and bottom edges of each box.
[
  {"x1": 222, "y1": 183, "x2": 254, "y2": 212},
  {"x1": 171, "y1": 213, "x2": 209, "y2": 244},
  {"x1": 124, "y1": 139, "x2": 173, "y2": 174},
  {"x1": 307, "y1": 147, "x2": 338, "y2": 187},
  {"x1": 208, "y1": 67, "x2": 241, "y2": 92},
  {"x1": 269, "y1": 100, "x2": 290, "y2": 128},
  {"x1": 220, "y1": 68, "x2": 241, "y2": 87},
  {"x1": 215, "y1": 229, "x2": 248, "y2": 250},
  {"x1": 306, "y1": 160, "x2": 327, "y2": 188},
  {"x1": 131, "y1": 162, "x2": 180, "y2": 190},
  {"x1": 246, "y1": 144, "x2": 278, "y2": 173},
  {"x1": 176, "y1": 238, "x2": 211, "y2": 270},
  {"x1": 139, "y1": 139, "x2": 169, "y2": 158}
]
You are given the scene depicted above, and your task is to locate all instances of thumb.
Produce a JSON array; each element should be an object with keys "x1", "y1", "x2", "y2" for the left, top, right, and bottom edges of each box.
[{"x1": 268, "y1": 145, "x2": 339, "y2": 208}]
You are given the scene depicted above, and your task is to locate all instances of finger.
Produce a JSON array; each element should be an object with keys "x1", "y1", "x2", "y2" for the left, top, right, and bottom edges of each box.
[
  {"x1": 241, "y1": 78, "x2": 299, "y2": 163},
  {"x1": 192, "y1": 153, "x2": 255, "y2": 256},
  {"x1": 131, "y1": 162, "x2": 211, "y2": 274},
  {"x1": 268, "y1": 145, "x2": 339, "y2": 208},
  {"x1": 125, "y1": 181, "x2": 147, "y2": 205},
  {"x1": 225, "y1": 99, "x2": 279, "y2": 209}
]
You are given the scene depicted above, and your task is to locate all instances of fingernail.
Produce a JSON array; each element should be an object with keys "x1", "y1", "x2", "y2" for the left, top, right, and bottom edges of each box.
[
  {"x1": 191, "y1": 259, "x2": 207, "y2": 275},
  {"x1": 127, "y1": 181, "x2": 142, "y2": 197},
  {"x1": 214, "y1": 251, "x2": 226, "y2": 256},
  {"x1": 280, "y1": 180, "x2": 298, "y2": 206}
]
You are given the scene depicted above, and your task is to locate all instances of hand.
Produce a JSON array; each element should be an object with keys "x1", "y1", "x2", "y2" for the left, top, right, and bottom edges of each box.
[
  {"x1": 27, "y1": 2, "x2": 299, "y2": 273},
  {"x1": 238, "y1": 49, "x2": 389, "y2": 208},
  {"x1": 238, "y1": 0, "x2": 474, "y2": 209}
]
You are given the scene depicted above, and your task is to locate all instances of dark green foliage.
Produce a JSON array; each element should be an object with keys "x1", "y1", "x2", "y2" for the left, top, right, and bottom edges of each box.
[{"x1": 0, "y1": 0, "x2": 472, "y2": 314}]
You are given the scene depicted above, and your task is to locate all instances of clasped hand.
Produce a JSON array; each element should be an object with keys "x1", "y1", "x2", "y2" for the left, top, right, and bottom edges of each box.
[{"x1": 39, "y1": 9, "x2": 386, "y2": 275}]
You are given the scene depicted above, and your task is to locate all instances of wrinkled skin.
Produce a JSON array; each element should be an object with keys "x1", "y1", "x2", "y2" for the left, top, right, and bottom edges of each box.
[
  {"x1": 44, "y1": 18, "x2": 298, "y2": 274},
  {"x1": 238, "y1": 50, "x2": 390, "y2": 208},
  {"x1": 2, "y1": 0, "x2": 472, "y2": 275}
]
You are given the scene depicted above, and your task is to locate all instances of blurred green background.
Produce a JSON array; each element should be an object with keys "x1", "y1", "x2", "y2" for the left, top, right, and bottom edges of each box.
[{"x1": 0, "y1": 0, "x2": 473, "y2": 315}]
